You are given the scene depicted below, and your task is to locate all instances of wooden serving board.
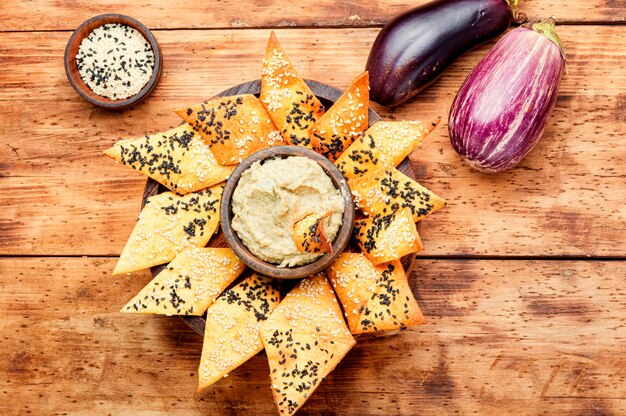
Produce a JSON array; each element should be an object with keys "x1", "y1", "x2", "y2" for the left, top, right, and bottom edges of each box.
[{"x1": 143, "y1": 79, "x2": 421, "y2": 335}]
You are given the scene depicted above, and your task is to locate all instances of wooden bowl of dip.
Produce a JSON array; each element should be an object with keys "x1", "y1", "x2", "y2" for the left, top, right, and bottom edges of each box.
[{"x1": 220, "y1": 146, "x2": 355, "y2": 279}]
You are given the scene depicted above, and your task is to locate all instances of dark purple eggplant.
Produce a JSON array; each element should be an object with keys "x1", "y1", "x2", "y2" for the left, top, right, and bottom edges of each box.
[
  {"x1": 366, "y1": 0, "x2": 520, "y2": 106},
  {"x1": 448, "y1": 19, "x2": 565, "y2": 172}
]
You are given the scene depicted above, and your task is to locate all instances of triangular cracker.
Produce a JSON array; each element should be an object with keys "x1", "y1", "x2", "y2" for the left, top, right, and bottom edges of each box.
[
  {"x1": 292, "y1": 211, "x2": 333, "y2": 254},
  {"x1": 120, "y1": 246, "x2": 245, "y2": 315},
  {"x1": 349, "y1": 166, "x2": 446, "y2": 222},
  {"x1": 260, "y1": 274, "x2": 356, "y2": 415},
  {"x1": 104, "y1": 123, "x2": 234, "y2": 194},
  {"x1": 335, "y1": 120, "x2": 439, "y2": 179},
  {"x1": 327, "y1": 253, "x2": 425, "y2": 334},
  {"x1": 175, "y1": 94, "x2": 285, "y2": 165},
  {"x1": 198, "y1": 274, "x2": 280, "y2": 391},
  {"x1": 353, "y1": 207, "x2": 423, "y2": 265},
  {"x1": 260, "y1": 32, "x2": 325, "y2": 148},
  {"x1": 309, "y1": 72, "x2": 369, "y2": 161},
  {"x1": 113, "y1": 184, "x2": 223, "y2": 275}
]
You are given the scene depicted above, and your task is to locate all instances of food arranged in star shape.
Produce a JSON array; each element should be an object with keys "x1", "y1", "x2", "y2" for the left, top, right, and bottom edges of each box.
[{"x1": 106, "y1": 31, "x2": 446, "y2": 415}]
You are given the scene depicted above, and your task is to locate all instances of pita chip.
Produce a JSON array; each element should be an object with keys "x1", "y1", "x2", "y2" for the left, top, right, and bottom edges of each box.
[
  {"x1": 353, "y1": 207, "x2": 423, "y2": 265},
  {"x1": 104, "y1": 123, "x2": 234, "y2": 194},
  {"x1": 260, "y1": 274, "x2": 355, "y2": 415},
  {"x1": 348, "y1": 166, "x2": 446, "y2": 222},
  {"x1": 335, "y1": 119, "x2": 439, "y2": 179},
  {"x1": 260, "y1": 32, "x2": 325, "y2": 148},
  {"x1": 113, "y1": 184, "x2": 223, "y2": 275},
  {"x1": 327, "y1": 252, "x2": 425, "y2": 334},
  {"x1": 121, "y1": 246, "x2": 245, "y2": 315},
  {"x1": 292, "y1": 211, "x2": 333, "y2": 254},
  {"x1": 198, "y1": 274, "x2": 280, "y2": 391},
  {"x1": 309, "y1": 72, "x2": 369, "y2": 161},
  {"x1": 175, "y1": 94, "x2": 285, "y2": 165}
]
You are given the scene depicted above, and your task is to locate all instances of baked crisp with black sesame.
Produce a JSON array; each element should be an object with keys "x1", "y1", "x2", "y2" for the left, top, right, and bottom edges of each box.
[
  {"x1": 199, "y1": 274, "x2": 280, "y2": 390},
  {"x1": 113, "y1": 184, "x2": 223, "y2": 275},
  {"x1": 327, "y1": 252, "x2": 425, "y2": 334},
  {"x1": 335, "y1": 119, "x2": 439, "y2": 179},
  {"x1": 309, "y1": 72, "x2": 369, "y2": 161},
  {"x1": 292, "y1": 211, "x2": 333, "y2": 254},
  {"x1": 353, "y1": 206, "x2": 423, "y2": 265},
  {"x1": 260, "y1": 32, "x2": 325, "y2": 148},
  {"x1": 260, "y1": 274, "x2": 355, "y2": 415},
  {"x1": 121, "y1": 246, "x2": 245, "y2": 316},
  {"x1": 105, "y1": 123, "x2": 233, "y2": 194},
  {"x1": 176, "y1": 94, "x2": 285, "y2": 165},
  {"x1": 349, "y1": 166, "x2": 446, "y2": 222}
]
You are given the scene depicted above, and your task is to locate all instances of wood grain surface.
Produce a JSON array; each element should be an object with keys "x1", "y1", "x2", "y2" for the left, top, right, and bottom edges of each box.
[
  {"x1": 1, "y1": 26, "x2": 624, "y2": 257},
  {"x1": 1, "y1": 257, "x2": 624, "y2": 415},
  {"x1": 0, "y1": 0, "x2": 623, "y2": 31},
  {"x1": 1, "y1": 1, "x2": 625, "y2": 414}
]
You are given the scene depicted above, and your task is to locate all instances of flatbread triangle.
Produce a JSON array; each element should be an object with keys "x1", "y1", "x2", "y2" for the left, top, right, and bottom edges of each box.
[
  {"x1": 120, "y1": 246, "x2": 245, "y2": 315},
  {"x1": 327, "y1": 252, "x2": 425, "y2": 334},
  {"x1": 335, "y1": 119, "x2": 439, "y2": 179},
  {"x1": 198, "y1": 274, "x2": 281, "y2": 391},
  {"x1": 260, "y1": 31, "x2": 325, "y2": 148},
  {"x1": 309, "y1": 71, "x2": 369, "y2": 161},
  {"x1": 260, "y1": 274, "x2": 356, "y2": 415},
  {"x1": 292, "y1": 211, "x2": 333, "y2": 254},
  {"x1": 104, "y1": 123, "x2": 234, "y2": 194},
  {"x1": 113, "y1": 183, "x2": 223, "y2": 275},
  {"x1": 353, "y1": 206, "x2": 423, "y2": 265},
  {"x1": 175, "y1": 94, "x2": 285, "y2": 165},
  {"x1": 349, "y1": 166, "x2": 446, "y2": 222}
]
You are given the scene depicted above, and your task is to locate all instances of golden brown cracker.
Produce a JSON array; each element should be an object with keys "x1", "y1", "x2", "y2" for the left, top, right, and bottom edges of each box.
[
  {"x1": 105, "y1": 123, "x2": 234, "y2": 194},
  {"x1": 292, "y1": 211, "x2": 333, "y2": 254},
  {"x1": 198, "y1": 274, "x2": 280, "y2": 390},
  {"x1": 175, "y1": 94, "x2": 284, "y2": 165},
  {"x1": 348, "y1": 166, "x2": 446, "y2": 222},
  {"x1": 327, "y1": 253, "x2": 425, "y2": 334},
  {"x1": 121, "y1": 246, "x2": 245, "y2": 316},
  {"x1": 113, "y1": 184, "x2": 223, "y2": 275},
  {"x1": 260, "y1": 32, "x2": 325, "y2": 148},
  {"x1": 310, "y1": 72, "x2": 369, "y2": 161},
  {"x1": 335, "y1": 119, "x2": 439, "y2": 179},
  {"x1": 353, "y1": 207, "x2": 423, "y2": 265},
  {"x1": 260, "y1": 274, "x2": 355, "y2": 415}
]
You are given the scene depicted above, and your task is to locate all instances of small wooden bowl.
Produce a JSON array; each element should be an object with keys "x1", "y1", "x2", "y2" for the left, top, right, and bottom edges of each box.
[
  {"x1": 220, "y1": 146, "x2": 355, "y2": 279},
  {"x1": 64, "y1": 14, "x2": 163, "y2": 110}
]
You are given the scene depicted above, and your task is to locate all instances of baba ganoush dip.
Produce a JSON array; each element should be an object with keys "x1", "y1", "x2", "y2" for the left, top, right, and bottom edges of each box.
[{"x1": 231, "y1": 156, "x2": 345, "y2": 267}]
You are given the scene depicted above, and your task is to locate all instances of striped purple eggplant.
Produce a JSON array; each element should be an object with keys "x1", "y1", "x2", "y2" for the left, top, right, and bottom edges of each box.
[{"x1": 448, "y1": 19, "x2": 565, "y2": 173}]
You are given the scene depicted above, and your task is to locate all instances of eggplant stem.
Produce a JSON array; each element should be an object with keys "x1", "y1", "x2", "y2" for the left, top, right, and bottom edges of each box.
[
  {"x1": 506, "y1": 0, "x2": 521, "y2": 9},
  {"x1": 514, "y1": 12, "x2": 528, "y2": 25},
  {"x1": 506, "y1": 0, "x2": 527, "y2": 25},
  {"x1": 530, "y1": 17, "x2": 566, "y2": 59}
]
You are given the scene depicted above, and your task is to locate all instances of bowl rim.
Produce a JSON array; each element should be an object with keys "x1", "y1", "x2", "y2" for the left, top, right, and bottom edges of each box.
[
  {"x1": 64, "y1": 13, "x2": 163, "y2": 110},
  {"x1": 220, "y1": 145, "x2": 355, "y2": 279}
]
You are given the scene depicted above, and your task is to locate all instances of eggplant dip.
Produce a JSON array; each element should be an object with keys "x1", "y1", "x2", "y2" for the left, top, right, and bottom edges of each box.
[{"x1": 231, "y1": 156, "x2": 344, "y2": 267}]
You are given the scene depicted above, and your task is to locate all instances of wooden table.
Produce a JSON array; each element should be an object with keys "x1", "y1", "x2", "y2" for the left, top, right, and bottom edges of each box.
[{"x1": 1, "y1": 1, "x2": 625, "y2": 414}]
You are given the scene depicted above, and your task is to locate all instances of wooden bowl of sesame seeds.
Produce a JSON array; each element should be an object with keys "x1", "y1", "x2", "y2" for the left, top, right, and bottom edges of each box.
[{"x1": 64, "y1": 14, "x2": 163, "y2": 110}]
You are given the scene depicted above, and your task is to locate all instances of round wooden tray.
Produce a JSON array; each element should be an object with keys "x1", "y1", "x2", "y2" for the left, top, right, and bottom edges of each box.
[{"x1": 142, "y1": 79, "x2": 419, "y2": 335}]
